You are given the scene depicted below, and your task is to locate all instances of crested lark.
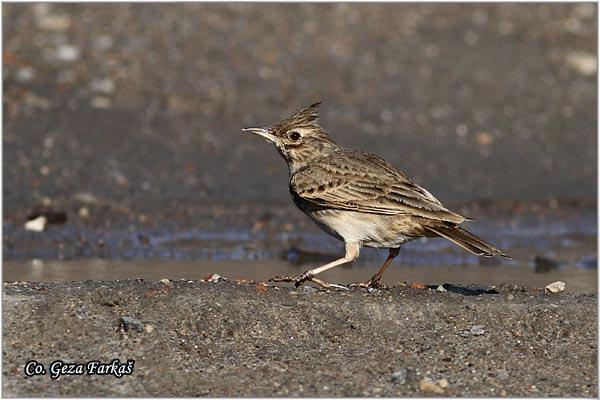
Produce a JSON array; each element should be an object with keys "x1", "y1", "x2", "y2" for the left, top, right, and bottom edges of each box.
[{"x1": 243, "y1": 103, "x2": 509, "y2": 289}]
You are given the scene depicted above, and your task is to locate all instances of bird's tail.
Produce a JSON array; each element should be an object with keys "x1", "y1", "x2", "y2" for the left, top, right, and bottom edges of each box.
[{"x1": 424, "y1": 225, "x2": 511, "y2": 258}]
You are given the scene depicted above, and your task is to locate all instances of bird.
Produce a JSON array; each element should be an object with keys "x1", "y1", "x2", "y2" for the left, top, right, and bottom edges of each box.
[{"x1": 242, "y1": 102, "x2": 509, "y2": 289}]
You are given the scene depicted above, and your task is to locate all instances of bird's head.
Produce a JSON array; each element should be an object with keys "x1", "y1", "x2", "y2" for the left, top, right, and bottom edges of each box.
[{"x1": 243, "y1": 102, "x2": 338, "y2": 171}]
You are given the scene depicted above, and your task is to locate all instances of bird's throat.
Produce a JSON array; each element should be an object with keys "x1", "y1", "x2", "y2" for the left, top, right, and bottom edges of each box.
[{"x1": 281, "y1": 142, "x2": 339, "y2": 174}]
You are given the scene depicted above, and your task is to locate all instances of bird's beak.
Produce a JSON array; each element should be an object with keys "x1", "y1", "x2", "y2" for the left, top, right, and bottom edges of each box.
[{"x1": 242, "y1": 127, "x2": 278, "y2": 143}]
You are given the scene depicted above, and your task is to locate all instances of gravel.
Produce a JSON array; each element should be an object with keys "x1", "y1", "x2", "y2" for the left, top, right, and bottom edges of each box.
[{"x1": 2, "y1": 280, "x2": 597, "y2": 396}]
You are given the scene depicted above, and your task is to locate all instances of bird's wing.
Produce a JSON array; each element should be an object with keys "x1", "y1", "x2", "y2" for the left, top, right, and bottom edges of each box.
[{"x1": 290, "y1": 151, "x2": 466, "y2": 224}]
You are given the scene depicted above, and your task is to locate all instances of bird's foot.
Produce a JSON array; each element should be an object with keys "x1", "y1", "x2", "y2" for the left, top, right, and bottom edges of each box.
[
  {"x1": 269, "y1": 270, "x2": 313, "y2": 287},
  {"x1": 310, "y1": 276, "x2": 349, "y2": 290},
  {"x1": 349, "y1": 275, "x2": 387, "y2": 290},
  {"x1": 269, "y1": 271, "x2": 348, "y2": 290}
]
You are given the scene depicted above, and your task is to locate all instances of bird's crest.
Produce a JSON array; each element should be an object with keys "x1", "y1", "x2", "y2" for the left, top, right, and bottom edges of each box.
[
  {"x1": 276, "y1": 102, "x2": 322, "y2": 129},
  {"x1": 292, "y1": 102, "x2": 321, "y2": 123}
]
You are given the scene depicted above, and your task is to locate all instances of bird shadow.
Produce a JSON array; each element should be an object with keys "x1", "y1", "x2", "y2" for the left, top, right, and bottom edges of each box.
[{"x1": 427, "y1": 283, "x2": 499, "y2": 296}]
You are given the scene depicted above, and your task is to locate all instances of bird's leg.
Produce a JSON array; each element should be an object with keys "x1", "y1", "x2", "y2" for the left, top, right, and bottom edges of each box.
[
  {"x1": 356, "y1": 247, "x2": 400, "y2": 289},
  {"x1": 270, "y1": 242, "x2": 360, "y2": 289}
]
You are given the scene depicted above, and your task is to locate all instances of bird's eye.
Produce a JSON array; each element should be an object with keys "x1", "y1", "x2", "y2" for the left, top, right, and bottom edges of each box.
[{"x1": 289, "y1": 131, "x2": 301, "y2": 141}]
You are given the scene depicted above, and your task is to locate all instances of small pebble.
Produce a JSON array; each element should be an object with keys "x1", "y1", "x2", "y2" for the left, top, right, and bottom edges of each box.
[
  {"x1": 159, "y1": 279, "x2": 174, "y2": 293},
  {"x1": 255, "y1": 282, "x2": 269, "y2": 294},
  {"x1": 545, "y1": 281, "x2": 566, "y2": 294},
  {"x1": 409, "y1": 282, "x2": 427, "y2": 289},
  {"x1": 36, "y1": 14, "x2": 71, "y2": 31},
  {"x1": 90, "y1": 78, "x2": 115, "y2": 94},
  {"x1": 391, "y1": 369, "x2": 407, "y2": 384},
  {"x1": 43, "y1": 137, "x2": 54, "y2": 149},
  {"x1": 436, "y1": 285, "x2": 446, "y2": 292},
  {"x1": 16, "y1": 67, "x2": 36, "y2": 83},
  {"x1": 419, "y1": 377, "x2": 445, "y2": 394},
  {"x1": 91, "y1": 97, "x2": 111, "y2": 109},
  {"x1": 456, "y1": 124, "x2": 469, "y2": 137},
  {"x1": 25, "y1": 216, "x2": 47, "y2": 232},
  {"x1": 470, "y1": 325, "x2": 485, "y2": 336},
  {"x1": 204, "y1": 273, "x2": 226, "y2": 283},
  {"x1": 74, "y1": 192, "x2": 99, "y2": 204},
  {"x1": 497, "y1": 369, "x2": 509, "y2": 380},
  {"x1": 120, "y1": 316, "x2": 143, "y2": 332},
  {"x1": 31, "y1": 259, "x2": 44, "y2": 267},
  {"x1": 565, "y1": 52, "x2": 596, "y2": 76},
  {"x1": 54, "y1": 44, "x2": 80, "y2": 62},
  {"x1": 475, "y1": 131, "x2": 493, "y2": 146}
]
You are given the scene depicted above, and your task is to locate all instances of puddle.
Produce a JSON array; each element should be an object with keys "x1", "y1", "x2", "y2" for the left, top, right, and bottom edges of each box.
[
  {"x1": 4, "y1": 214, "x2": 597, "y2": 264},
  {"x1": 3, "y1": 208, "x2": 596, "y2": 292}
]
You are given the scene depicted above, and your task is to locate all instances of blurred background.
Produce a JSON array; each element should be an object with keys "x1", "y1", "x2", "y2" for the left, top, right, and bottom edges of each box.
[{"x1": 3, "y1": 3, "x2": 597, "y2": 290}]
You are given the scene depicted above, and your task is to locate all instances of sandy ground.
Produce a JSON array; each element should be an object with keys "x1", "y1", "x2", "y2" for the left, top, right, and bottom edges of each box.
[{"x1": 2, "y1": 279, "x2": 597, "y2": 397}]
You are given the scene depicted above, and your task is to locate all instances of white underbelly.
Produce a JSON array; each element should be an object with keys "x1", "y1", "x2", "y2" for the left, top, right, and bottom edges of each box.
[{"x1": 305, "y1": 209, "x2": 411, "y2": 249}]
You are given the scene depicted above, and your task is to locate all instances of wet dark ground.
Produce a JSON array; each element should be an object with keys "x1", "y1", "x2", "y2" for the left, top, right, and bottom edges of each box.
[
  {"x1": 3, "y1": 202, "x2": 598, "y2": 292},
  {"x1": 2, "y1": 3, "x2": 598, "y2": 397}
]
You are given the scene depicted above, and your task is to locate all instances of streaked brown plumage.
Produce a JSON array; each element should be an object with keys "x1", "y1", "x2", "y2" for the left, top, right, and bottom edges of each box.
[{"x1": 243, "y1": 102, "x2": 509, "y2": 289}]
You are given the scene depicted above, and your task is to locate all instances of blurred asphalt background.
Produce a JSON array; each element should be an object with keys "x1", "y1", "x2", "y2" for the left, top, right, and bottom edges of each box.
[{"x1": 3, "y1": 3, "x2": 597, "y2": 220}]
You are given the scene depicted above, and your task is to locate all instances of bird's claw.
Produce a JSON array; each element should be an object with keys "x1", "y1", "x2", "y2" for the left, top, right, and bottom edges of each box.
[
  {"x1": 349, "y1": 276, "x2": 387, "y2": 290},
  {"x1": 294, "y1": 271, "x2": 314, "y2": 287},
  {"x1": 268, "y1": 271, "x2": 313, "y2": 287},
  {"x1": 268, "y1": 271, "x2": 349, "y2": 290},
  {"x1": 311, "y1": 278, "x2": 349, "y2": 291}
]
